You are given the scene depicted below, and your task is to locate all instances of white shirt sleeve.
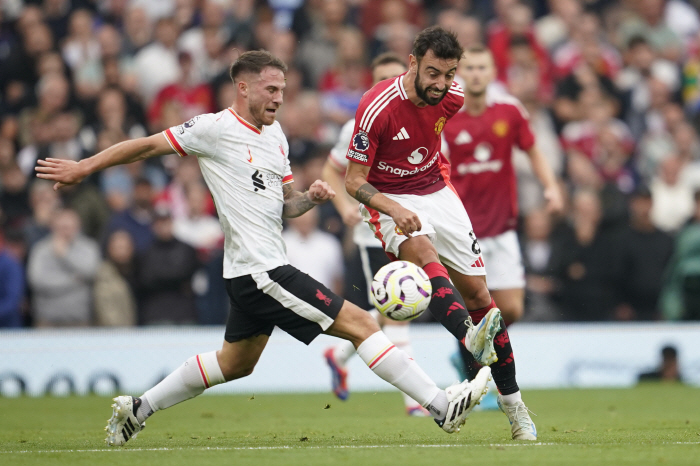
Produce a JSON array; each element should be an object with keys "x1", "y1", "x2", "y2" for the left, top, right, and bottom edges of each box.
[
  {"x1": 328, "y1": 119, "x2": 355, "y2": 170},
  {"x1": 163, "y1": 113, "x2": 220, "y2": 159}
]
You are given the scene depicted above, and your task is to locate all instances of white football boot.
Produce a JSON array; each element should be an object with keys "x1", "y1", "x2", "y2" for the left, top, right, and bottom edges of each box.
[
  {"x1": 436, "y1": 366, "x2": 491, "y2": 433},
  {"x1": 497, "y1": 395, "x2": 537, "y2": 440},
  {"x1": 105, "y1": 396, "x2": 145, "y2": 446},
  {"x1": 465, "y1": 307, "x2": 501, "y2": 366}
]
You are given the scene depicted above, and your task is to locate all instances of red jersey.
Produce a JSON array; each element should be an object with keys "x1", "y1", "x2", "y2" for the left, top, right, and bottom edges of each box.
[
  {"x1": 442, "y1": 94, "x2": 535, "y2": 238},
  {"x1": 346, "y1": 74, "x2": 463, "y2": 195}
]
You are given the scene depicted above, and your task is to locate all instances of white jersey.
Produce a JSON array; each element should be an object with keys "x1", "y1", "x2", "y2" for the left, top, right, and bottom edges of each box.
[
  {"x1": 328, "y1": 118, "x2": 383, "y2": 248},
  {"x1": 163, "y1": 108, "x2": 293, "y2": 278}
]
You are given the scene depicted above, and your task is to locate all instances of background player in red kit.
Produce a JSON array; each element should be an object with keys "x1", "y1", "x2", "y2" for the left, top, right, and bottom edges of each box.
[
  {"x1": 442, "y1": 45, "x2": 563, "y2": 411},
  {"x1": 345, "y1": 26, "x2": 537, "y2": 440}
]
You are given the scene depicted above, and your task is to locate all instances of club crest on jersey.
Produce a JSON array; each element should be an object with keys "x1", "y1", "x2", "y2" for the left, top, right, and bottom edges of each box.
[
  {"x1": 352, "y1": 132, "x2": 370, "y2": 152},
  {"x1": 434, "y1": 117, "x2": 446, "y2": 136},
  {"x1": 407, "y1": 147, "x2": 428, "y2": 165},
  {"x1": 492, "y1": 119, "x2": 509, "y2": 137}
]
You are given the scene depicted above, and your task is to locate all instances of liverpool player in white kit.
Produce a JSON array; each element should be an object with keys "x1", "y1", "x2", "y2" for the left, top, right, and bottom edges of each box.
[
  {"x1": 36, "y1": 51, "x2": 492, "y2": 445},
  {"x1": 322, "y1": 53, "x2": 432, "y2": 415},
  {"x1": 442, "y1": 46, "x2": 563, "y2": 411},
  {"x1": 344, "y1": 27, "x2": 537, "y2": 440}
]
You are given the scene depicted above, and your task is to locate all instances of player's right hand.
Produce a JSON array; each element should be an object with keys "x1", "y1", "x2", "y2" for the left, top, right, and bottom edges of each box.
[
  {"x1": 35, "y1": 158, "x2": 86, "y2": 190},
  {"x1": 391, "y1": 207, "x2": 422, "y2": 237}
]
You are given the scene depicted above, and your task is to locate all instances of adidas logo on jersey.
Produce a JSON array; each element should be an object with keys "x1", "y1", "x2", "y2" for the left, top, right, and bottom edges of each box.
[
  {"x1": 455, "y1": 130, "x2": 472, "y2": 145},
  {"x1": 392, "y1": 127, "x2": 410, "y2": 140}
]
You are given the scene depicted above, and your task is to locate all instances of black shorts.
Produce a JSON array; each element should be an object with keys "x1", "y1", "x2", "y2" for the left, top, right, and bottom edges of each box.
[{"x1": 224, "y1": 264, "x2": 344, "y2": 345}]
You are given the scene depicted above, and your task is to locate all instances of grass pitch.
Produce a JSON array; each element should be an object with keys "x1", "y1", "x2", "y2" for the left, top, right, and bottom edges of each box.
[{"x1": 1, "y1": 384, "x2": 698, "y2": 466}]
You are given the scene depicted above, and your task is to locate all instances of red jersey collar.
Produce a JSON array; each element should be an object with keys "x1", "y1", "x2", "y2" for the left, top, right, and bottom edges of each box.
[{"x1": 228, "y1": 107, "x2": 263, "y2": 134}]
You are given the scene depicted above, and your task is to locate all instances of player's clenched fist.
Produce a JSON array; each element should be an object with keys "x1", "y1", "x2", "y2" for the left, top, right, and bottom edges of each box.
[
  {"x1": 306, "y1": 180, "x2": 335, "y2": 204},
  {"x1": 391, "y1": 206, "x2": 422, "y2": 237}
]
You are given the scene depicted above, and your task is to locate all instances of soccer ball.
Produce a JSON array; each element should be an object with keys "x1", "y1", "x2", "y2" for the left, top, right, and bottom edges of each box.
[{"x1": 370, "y1": 261, "x2": 432, "y2": 321}]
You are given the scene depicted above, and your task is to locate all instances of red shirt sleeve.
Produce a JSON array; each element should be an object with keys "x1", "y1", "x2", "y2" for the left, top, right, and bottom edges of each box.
[{"x1": 513, "y1": 104, "x2": 535, "y2": 151}]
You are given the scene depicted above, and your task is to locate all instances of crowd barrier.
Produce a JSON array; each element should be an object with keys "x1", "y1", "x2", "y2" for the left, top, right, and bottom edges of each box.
[{"x1": 1, "y1": 323, "x2": 698, "y2": 397}]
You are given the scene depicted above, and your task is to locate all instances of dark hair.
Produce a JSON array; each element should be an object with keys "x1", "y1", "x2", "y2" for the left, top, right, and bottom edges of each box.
[
  {"x1": 370, "y1": 52, "x2": 406, "y2": 71},
  {"x1": 627, "y1": 35, "x2": 649, "y2": 51},
  {"x1": 412, "y1": 26, "x2": 463, "y2": 63},
  {"x1": 229, "y1": 50, "x2": 288, "y2": 83},
  {"x1": 508, "y1": 35, "x2": 532, "y2": 49}
]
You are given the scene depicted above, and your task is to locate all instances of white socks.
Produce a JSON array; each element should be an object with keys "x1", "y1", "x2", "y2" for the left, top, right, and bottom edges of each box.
[
  {"x1": 500, "y1": 391, "x2": 522, "y2": 406},
  {"x1": 139, "y1": 351, "x2": 225, "y2": 421},
  {"x1": 356, "y1": 331, "x2": 443, "y2": 415}
]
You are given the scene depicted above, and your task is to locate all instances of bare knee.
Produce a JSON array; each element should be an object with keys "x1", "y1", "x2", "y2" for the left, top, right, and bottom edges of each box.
[
  {"x1": 216, "y1": 350, "x2": 257, "y2": 381},
  {"x1": 326, "y1": 303, "x2": 381, "y2": 347}
]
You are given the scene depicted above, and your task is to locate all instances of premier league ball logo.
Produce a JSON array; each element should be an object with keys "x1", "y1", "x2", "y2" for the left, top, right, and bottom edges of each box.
[{"x1": 353, "y1": 132, "x2": 370, "y2": 152}]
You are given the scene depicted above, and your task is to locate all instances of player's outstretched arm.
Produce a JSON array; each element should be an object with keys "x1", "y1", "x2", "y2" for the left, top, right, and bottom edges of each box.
[
  {"x1": 35, "y1": 133, "x2": 174, "y2": 191},
  {"x1": 282, "y1": 180, "x2": 335, "y2": 218},
  {"x1": 321, "y1": 159, "x2": 362, "y2": 227},
  {"x1": 345, "y1": 161, "x2": 422, "y2": 237},
  {"x1": 526, "y1": 146, "x2": 564, "y2": 214}
]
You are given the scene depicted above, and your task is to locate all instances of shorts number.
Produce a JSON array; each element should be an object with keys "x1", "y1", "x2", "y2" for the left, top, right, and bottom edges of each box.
[{"x1": 468, "y1": 230, "x2": 481, "y2": 255}]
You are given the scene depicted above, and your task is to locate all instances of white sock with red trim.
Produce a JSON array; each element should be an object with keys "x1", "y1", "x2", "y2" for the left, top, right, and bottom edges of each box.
[
  {"x1": 382, "y1": 324, "x2": 421, "y2": 409},
  {"x1": 139, "y1": 351, "x2": 225, "y2": 420},
  {"x1": 356, "y1": 331, "x2": 444, "y2": 416}
]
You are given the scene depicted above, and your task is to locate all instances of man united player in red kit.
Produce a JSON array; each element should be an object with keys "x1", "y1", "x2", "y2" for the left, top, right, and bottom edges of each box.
[
  {"x1": 345, "y1": 27, "x2": 537, "y2": 439},
  {"x1": 442, "y1": 45, "x2": 563, "y2": 417}
]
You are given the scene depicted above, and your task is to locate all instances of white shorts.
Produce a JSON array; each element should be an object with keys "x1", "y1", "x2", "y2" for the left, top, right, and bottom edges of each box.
[
  {"x1": 359, "y1": 186, "x2": 485, "y2": 276},
  {"x1": 479, "y1": 230, "x2": 525, "y2": 290}
]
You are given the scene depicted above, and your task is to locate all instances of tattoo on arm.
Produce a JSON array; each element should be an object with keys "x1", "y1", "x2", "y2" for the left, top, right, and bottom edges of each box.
[
  {"x1": 354, "y1": 183, "x2": 379, "y2": 206},
  {"x1": 282, "y1": 187, "x2": 316, "y2": 218}
]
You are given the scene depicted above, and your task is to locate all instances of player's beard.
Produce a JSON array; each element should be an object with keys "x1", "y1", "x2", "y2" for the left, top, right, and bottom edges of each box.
[{"x1": 414, "y1": 73, "x2": 448, "y2": 106}]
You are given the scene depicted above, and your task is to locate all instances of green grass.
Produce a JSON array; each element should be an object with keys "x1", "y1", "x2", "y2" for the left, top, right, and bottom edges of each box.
[{"x1": 1, "y1": 384, "x2": 698, "y2": 466}]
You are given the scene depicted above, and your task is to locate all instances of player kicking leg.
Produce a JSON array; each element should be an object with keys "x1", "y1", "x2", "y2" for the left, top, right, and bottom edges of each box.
[{"x1": 105, "y1": 267, "x2": 490, "y2": 446}]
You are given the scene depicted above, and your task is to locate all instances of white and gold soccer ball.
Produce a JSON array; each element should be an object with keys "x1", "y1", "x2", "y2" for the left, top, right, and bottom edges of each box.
[{"x1": 370, "y1": 261, "x2": 432, "y2": 321}]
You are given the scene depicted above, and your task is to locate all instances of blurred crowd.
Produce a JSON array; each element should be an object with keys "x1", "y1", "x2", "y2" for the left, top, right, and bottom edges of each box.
[{"x1": 2, "y1": 0, "x2": 700, "y2": 328}]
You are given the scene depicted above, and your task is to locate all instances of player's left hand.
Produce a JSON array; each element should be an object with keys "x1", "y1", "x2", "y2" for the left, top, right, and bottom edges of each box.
[
  {"x1": 306, "y1": 180, "x2": 335, "y2": 204},
  {"x1": 544, "y1": 185, "x2": 564, "y2": 215}
]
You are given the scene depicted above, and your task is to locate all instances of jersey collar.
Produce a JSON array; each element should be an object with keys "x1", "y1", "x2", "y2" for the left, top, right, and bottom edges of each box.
[
  {"x1": 228, "y1": 107, "x2": 263, "y2": 134},
  {"x1": 394, "y1": 74, "x2": 408, "y2": 100}
]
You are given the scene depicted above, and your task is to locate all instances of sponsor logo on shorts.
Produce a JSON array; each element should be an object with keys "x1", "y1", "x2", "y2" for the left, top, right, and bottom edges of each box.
[
  {"x1": 316, "y1": 289, "x2": 332, "y2": 306},
  {"x1": 352, "y1": 132, "x2": 370, "y2": 151},
  {"x1": 377, "y1": 151, "x2": 440, "y2": 177},
  {"x1": 347, "y1": 150, "x2": 368, "y2": 163}
]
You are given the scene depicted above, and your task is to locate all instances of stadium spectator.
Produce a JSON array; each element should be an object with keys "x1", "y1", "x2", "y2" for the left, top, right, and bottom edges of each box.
[
  {"x1": 535, "y1": 0, "x2": 582, "y2": 52},
  {"x1": 26, "y1": 208, "x2": 100, "y2": 327},
  {"x1": 147, "y1": 51, "x2": 216, "y2": 133},
  {"x1": 550, "y1": 189, "x2": 617, "y2": 321},
  {"x1": 611, "y1": 186, "x2": 674, "y2": 320},
  {"x1": 133, "y1": 17, "x2": 181, "y2": 104},
  {"x1": 617, "y1": 0, "x2": 683, "y2": 63},
  {"x1": 283, "y1": 207, "x2": 344, "y2": 295},
  {"x1": 172, "y1": 181, "x2": 222, "y2": 255},
  {"x1": 103, "y1": 177, "x2": 156, "y2": 253},
  {"x1": 638, "y1": 345, "x2": 683, "y2": 382},
  {"x1": 520, "y1": 208, "x2": 560, "y2": 322},
  {"x1": 0, "y1": 163, "x2": 30, "y2": 228},
  {"x1": 0, "y1": 226, "x2": 25, "y2": 328},
  {"x1": 23, "y1": 179, "x2": 59, "y2": 249},
  {"x1": 651, "y1": 155, "x2": 696, "y2": 233},
  {"x1": 94, "y1": 229, "x2": 137, "y2": 327},
  {"x1": 136, "y1": 207, "x2": 199, "y2": 325}
]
